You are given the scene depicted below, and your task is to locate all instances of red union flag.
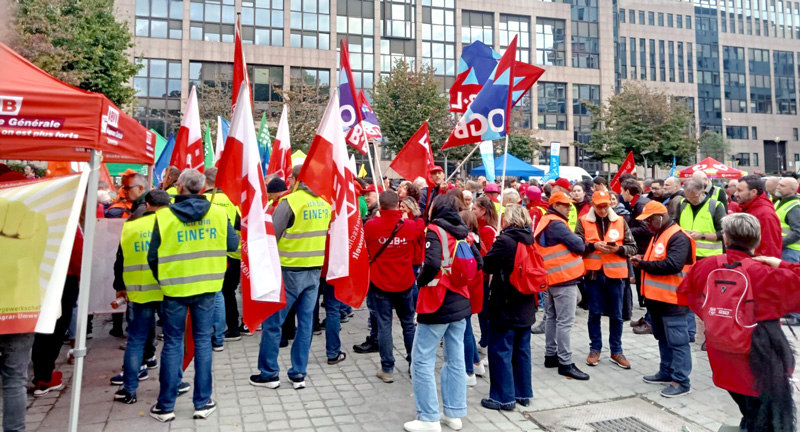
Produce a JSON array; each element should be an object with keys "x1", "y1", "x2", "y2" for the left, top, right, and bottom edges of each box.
[
  {"x1": 232, "y1": 19, "x2": 252, "y2": 117},
  {"x1": 297, "y1": 92, "x2": 369, "y2": 307},
  {"x1": 610, "y1": 151, "x2": 637, "y2": 194},
  {"x1": 171, "y1": 86, "x2": 204, "y2": 172},
  {"x1": 266, "y1": 105, "x2": 292, "y2": 182},
  {"x1": 389, "y1": 122, "x2": 436, "y2": 186},
  {"x1": 216, "y1": 83, "x2": 284, "y2": 332}
]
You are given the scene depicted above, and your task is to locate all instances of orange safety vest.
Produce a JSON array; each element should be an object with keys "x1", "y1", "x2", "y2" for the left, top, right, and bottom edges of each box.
[
  {"x1": 579, "y1": 215, "x2": 629, "y2": 279},
  {"x1": 641, "y1": 223, "x2": 696, "y2": 305},
  {"x1": 534, "y1": 214, "x2": 585, "y2": 285}
]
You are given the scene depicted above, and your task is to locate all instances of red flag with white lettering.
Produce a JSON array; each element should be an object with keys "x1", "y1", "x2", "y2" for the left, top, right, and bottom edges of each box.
[
  {"x1": 266, "y1": 105, "x2": 292, "y2": 182},
  {"x1": 389, "y1": 122, "x2": 436, "y2": 186},
  {"x1": 170, "y1": 86, "x2": 204, "y2": 172},
  {"x1": 610, "y1": 151, "x2": 637, "y2": 194}
]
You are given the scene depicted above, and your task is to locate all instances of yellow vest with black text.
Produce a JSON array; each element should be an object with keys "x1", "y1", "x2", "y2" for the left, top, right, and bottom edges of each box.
[
  {"x1": 166, "y1": 186, "x2": 178, "y2": 203},
  {"x1": 279, "y1": 190, "x2": 331, "y2": 268},
  {"x1": 775, "y1": 197, "x2": 800, "y2": 251},
  {"x1": 120, "y1": 214, "x2": 163, "y2": 303},
  {"x1": 204, "y1": 190, "x2": 242, "y2": 259},
  {"x1": 678, "y1": 198, "x2": 723, "y2": 257},
  {"x1": 155, "y1": 206, "x2": 229, "y2": 297}
]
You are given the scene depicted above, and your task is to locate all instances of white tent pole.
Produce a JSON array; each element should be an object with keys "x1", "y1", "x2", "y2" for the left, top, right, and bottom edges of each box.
[
  {"x1": 496, "y1": 135, "x2": 509, "y2": 232},
  {"x1": 372, "y1": 140, "x2": 386, "y2": 192},
  {"x1": 68, "y1": 149, "x2": 100, "y2": 432},
  {"x1": 445, "y1": 143, "x2": 480, "y2": 183}
]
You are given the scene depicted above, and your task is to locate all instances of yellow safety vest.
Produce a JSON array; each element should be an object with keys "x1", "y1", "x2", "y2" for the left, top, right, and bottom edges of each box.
[
  {"x1": 279, "y1": 189, "x2": 331, "y2": 268},
  {"x1": 120, "y1": 214, "x2": 163, "y2": 303},
  {"x1": 155, "y1": 205, "x2": 229, "y2": 297},
  {"x1": 678, "y1": 198, "x2": 723, "y2": 257},
  {"x1": 567, "y1": 203, "x2": 577, "y2": 232},
  {"x1": 204, "y1": 190, "x2": 242, "y2": 260},
  {"x1": 775, "y1": 197, "x2": 800, "y2": 251}
]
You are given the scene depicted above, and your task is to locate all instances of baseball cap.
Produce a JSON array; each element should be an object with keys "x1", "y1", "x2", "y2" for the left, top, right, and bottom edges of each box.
[
  {"x1": 267, "y1": 178, "x2": 288, "y2": 193},
  {"x1": 636, "y1": 201, "x2": 668, "y2": 220},
  {"x1": 484, "y1": 183, "x2": 500, "y2": 193},
  {"x1": 525, "y1": 186, "x2": 542, "y2": 202},
  {"x1": 549, "y1": 191, "x2": 573, "y2": 205},
  {"x1": 361, "y1": 183, "x2": 377, "y2": 194},
  {"x1": 591, "y1": 191, "x2": 611, "y2": 206},
  {"x1": 430, "y1": 165, "x2": 444, "y2": 173},
  {"x1": 554, "y1": 178, "x2": 572, "y2": 191}
]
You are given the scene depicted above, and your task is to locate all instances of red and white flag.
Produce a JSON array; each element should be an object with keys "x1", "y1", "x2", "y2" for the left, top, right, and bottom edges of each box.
[
  {"x1": 610, "y1": 151, "x2": 637, "y2": 194},
  {"x1": 389, "y1": 122, "x2": 436, "y2": 187},
  {"x1": 232, "y1": 19, "x2": 252, "y2": 117},
  {"x1": 266, "y1": 105, "x2": 292, "y2": 182},
  {"x1": 170, "y1": 85, "x2": 204, "y2": 172},
  {"x1": 297, "y1": 91, "x2": 369, "y2": 307},
  {"x1": 217, "y1": 83, "x2": 284, "y2": 331}
]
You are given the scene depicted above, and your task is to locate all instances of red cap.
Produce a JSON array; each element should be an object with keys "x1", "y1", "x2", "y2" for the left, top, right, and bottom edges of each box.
[
  {"x1": 430, "y1": 166, "x2": 444, "y2": 173},
  {"x1": 554, "y1": 178, "x2": 572, "y2": 191},
  {"x1": 484, "y1": 183, "x2": 500, "y2": 193},
  {"x1": 361, "y1": 184, "x2": 377, "y2": 194}
]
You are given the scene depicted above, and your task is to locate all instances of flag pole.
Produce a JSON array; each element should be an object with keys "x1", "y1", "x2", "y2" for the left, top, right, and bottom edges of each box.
[
  {"x1": 496, "y1": 134, "x2": 509, "y2": 232},
  {"x1": 445, "y1": 143, "x2": 480, "y2": 183},
  {"x1": 371, "y1": 139, "x2": 386, "y2": 192}
]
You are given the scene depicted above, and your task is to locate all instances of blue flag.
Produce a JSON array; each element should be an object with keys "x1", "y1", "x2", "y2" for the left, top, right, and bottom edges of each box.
[
  {"x1": 154, "y1": 133, "x2": 175, "y2": 186},
  {"x1": 479, "y1": 141, "x2": 496, "y2": 182},
  {"x1": 666, "y1": 155, "x2": 677, "y2": 179},
  {"x1": 541, "y1": 142, "x2": 561, "y2": 182}
]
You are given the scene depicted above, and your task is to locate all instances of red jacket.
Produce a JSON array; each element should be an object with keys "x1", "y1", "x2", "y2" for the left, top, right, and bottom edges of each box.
[
  {"x1": 526, "y1": 200, "x2": 550, "y2": 230},
  {"x1": 740, "y1": 193, "x2": 782, "y2": 258},
  {"x1": 477, "y1": 219, "x2": 497, "y2": 257},
  {"x1": 364, "y1": 210, "x2": 425, "y2": 292},
  {"x1": 727, "y1": 200, "x2": 741, "y2": 214},
  {"x1": 679, "y1": 249, "x2": 800, "y2": 396},
  {"x1": 68, "y1": 227, "x2": 84, "y2": 277}
]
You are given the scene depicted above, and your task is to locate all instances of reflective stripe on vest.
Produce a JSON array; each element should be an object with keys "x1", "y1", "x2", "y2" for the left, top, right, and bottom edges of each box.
[
  {"x1": 775, "y1": 198, "x2": 800, "y2": 251},
  {"x1": 678, "y1": 198, "x2": 723, "y2": 257},
  {"x1": 534, "y1": 214, "x2": 585, "y2": 285},
  {"x1": 120, "y1": 214, "x2": 163, "y2": 303},
  {"x1": 641, "y1": 224, "x2": 696, "y2": 305},
  {"x1": 205, "y1": 191, "x2": 242, "y2": 259},
  {"x1": 155, "y1": 205, "x2": 229, "y2": 297},
  {"x1": 279, "y1": 190, "x2": 331, "y2": 268},
  {"x1": 579, "y1": 215, "x2": 629, "y2": 279}
]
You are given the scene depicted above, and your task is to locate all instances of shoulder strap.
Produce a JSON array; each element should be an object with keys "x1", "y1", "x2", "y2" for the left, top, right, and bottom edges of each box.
[
  {"x1": 370, "y1": 220, "x2": 404, "y2": 264},
  {"x1": 436, "y1": 226, "x2": 453, "y2": 267}
]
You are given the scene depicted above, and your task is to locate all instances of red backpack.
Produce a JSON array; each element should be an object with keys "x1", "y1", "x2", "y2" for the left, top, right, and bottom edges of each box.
[
  {"x1": 509, "y1": 242, "x2": 549, "y2": 295},
  {"x1": 700, "y1": 255, "x2": 758, "y2": 354}
]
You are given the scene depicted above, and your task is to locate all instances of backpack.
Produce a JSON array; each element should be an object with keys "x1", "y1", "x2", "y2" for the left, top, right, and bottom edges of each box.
[
  {"x1": 509, "y1": 242, "x2": 549, "y2": 295},
  {"x1": 700, "y1": 255, "x2": 757, "y2": 354},
  {"x1": 465, "y1": 233, "x2": 484, "y2": 314},
  {"x1": 431, "y1": 225, "x2": 478, "y2": 289}
]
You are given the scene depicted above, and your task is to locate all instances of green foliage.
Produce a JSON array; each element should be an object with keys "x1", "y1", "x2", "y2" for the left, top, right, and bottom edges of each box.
[
  {"x1": 581, "y1": 82, "x2": 698, "y2": 168},
  {"x1": 698, "y1": 130, "x2": 730, "y2": 161},
  {"x1": 10, "y1": 0, "x2": 140, "y2": 108},
  {"x1": 276, "y1": 79, "x2": 328, "y2": 154}
]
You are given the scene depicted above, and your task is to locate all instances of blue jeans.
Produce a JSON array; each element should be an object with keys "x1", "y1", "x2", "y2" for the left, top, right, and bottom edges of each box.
[
  {"x1": 123, "y1": 301, "x2": 159, "y2": 395},
  {"x1": 782, "y1": 247, "x2": 800, "y2": 263},
  {"x1": 410, "y1": 265, "x2": 421, "y2": 309},
  {"x1": 258, "y1": 268, "x2": 321, "y2": 381},
  {"x1": 411, "y1": 320, "x2": 467, "y2": 422},
  {"x1": 212, "y1": 291, "x2": 226, "y2": 345},
  {"x1": 464, "y1": 317, "x2": 480, "y2": 375},
  {"x1": 586, "y1": 274, "x2": 624, "y2": 354},
  {"x1": 1, "y1": 333, "x2": 34, "y2": 432},
  {"x1": 650, "y1": 311, "x2": 692, "y2": 388},
  {"x1": 487, "y1": 324, "x2": 532, "y2": 404},
  {"x1": 322, "y1": 279, "x2": 342, "y2": 359},
  {"x1": 686, "y1": 311, "x2": 697, "y2": 339},
  {"x1": 372, "y1": 285, "x2": 416, "y2": 372},
  {"x1": 157, "y1": 292, "x2": 216, "y2": 411}
]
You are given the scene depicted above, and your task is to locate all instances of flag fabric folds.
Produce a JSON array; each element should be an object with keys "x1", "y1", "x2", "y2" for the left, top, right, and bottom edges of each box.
[
  {"x1": 154, "y1": 133, "x2": 175, "y2": 185},
  {"x1": 216, "y1": 83, "x2": 284, "y2": 331},
  {"x1": 215, "y1": 117, "x2": 230, "y2": 163},
  {"x1": 358, "y1": 91, "x2": 382, "y2": 142},
  {"x1": 257, "y1": 111, "x2": 272, "y2": 175},
  {"x1": 266, "y1": 105, "x2": 292, "y2": 182},
  {"x1": 203, "y1": 121, "x2": 214, "y2": 169},
  {"x1": 232, "y1": 19, "x2": 252, "y2": 118},
  {"x1": 479, "y1": 141, "x2": 496, "y2": 182},
  {"x1": 389, "y1": 122, "x2": 436, "y2": 187},
  {"x1": 667, "y1": 155, "x2": 677, "y2": 179},
  {"x1": 339, "y1": 40, "x2": 367, "y2": 154},
  {"x1": 170, "y1": 86, "x2": 204, "y2": 171},
  {"x1": 358, "y1": 163, "x2": 368, "y2": 178},
  {"x1": 610, "y1": 151, "x2": 637, "y2": 193}
]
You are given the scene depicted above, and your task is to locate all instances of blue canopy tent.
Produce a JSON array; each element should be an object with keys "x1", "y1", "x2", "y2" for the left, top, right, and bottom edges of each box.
[{"x1": 471, "y1": 153, "x2": 544, "y2": 177}]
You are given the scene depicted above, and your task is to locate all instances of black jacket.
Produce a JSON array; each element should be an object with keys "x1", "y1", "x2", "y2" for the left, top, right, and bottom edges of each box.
[
  {"x1": 628, "y1": 194, "x2": 653, "y2": 253},
  {"x1": 416, "y1": 205, "x2": 483, "y2": 325},
  {"x1": 483, "y1": 226, "x2": 537, "y2": 328},
  {"x1": 639, "y1": 220, "x2": 692, "y2": 316}
]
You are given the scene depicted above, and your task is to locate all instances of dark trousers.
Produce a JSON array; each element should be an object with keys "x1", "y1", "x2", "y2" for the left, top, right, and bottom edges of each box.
[
  {"x1": 222, "y1": 257, "x2": 241, "y2": 333},
  {"x1": 728, "y1": 391, "x2": 769, "y2": 432},
  {"x1": 32, "y1": 275, "x2": 79, "y2": 383},
  {"x1": 634, "y1": 267, "x2": 645, "y2": 307},
  {"x1": 282, "y1": 306, "x2": 296, "y2": 341},
  {"x1": 371, "y1": 284, "x2": 415, "y2": 372},
  {"x1": 477, "y1": 277, "x2": 490, "y2": 347},
  {"x1": 650, "y1": 311, "x2": 692, "y2": 388},
  {"x1": 111, "y1": 312, "x2": 123, "y2": 331},
  {"x1": 487, "y1": 324, "x2": 532, "y2": 404},
  {"x1": 586, "y1": 274, "x2": 624, "y2": 354},
  {"x1": 125, "y1": 300, "x2": 157, "y2": 360}
]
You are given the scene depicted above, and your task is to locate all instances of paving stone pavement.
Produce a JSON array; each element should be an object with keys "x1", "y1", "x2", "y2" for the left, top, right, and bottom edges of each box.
[{"x1": 8, "y1": 305, "x2": 800, "y2": 431}]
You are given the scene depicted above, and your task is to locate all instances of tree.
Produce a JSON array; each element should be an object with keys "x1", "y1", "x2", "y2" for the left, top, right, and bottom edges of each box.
[
  {"x1": 581, "y1": 82, "x2": 698, "y2": 168},
  {"x1": 698, "y1": 130, "x2": 730, "y2": 161},
  {"x1": 10, "y1": 0, "x2": 140, "y2": 109},
  {"x1": 276, "y1": 79, "x2": 328, "y2": 154}
]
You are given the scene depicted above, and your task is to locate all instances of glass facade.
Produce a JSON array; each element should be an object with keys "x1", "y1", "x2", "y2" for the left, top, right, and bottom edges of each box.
[
  {"x1": 242, "y1": 0, "x2": 284, "y2": 46},
  {"x1": 538, "y1": 82, "x2": 567, "y2": 130},
  {"x1": 749, "y1": 48, "x2": 773, "y2": 113},
  {"x1": 640, "y1": 38, "x2": 647, "y2": 79},
  {"x1": 723, "y1": 46, "x2": 747, "y2": 113},
  {"x1": 338, "y1": 0, "x2": 375, "y2": 88},
  {"x1": 290, "y1": 0, "x2": 330, "y2": 49},
  {"x1": 695, "y1": 1, "x2": 722, "y2": 133},
  {"x1": 773, "y1": 50, "x2": 797, "y2": 114},
  {"x1": 289, "y1": 67, "x2": 331, "y2": 102},
  {"x1": 134, "y1": 58, "x2": 182, "y2": 136},
  {"x1": 620, "y1": 37, "x2": 627, "y2": 79},
  {"x1": 630, "y1": 37, "x2": 637, "y2": 79},
  {"x1": 649, "y1": 39, "x2": 656, "y2": 81},
  {"x1": 190, "y1": 0, "x2": 235, "y2": 42},
  {"x1": 381, "y1": 0, "x2": 415, "y2": 73},
  {"x1": 573, "y1": 84, "x2": 601, "y2": 172},
  {"x1": 462, "y1": 10, "x2": 493, "y2": 45},
  {"x1": 569, "y1": 0, "x2": 600, "y2": 69},
  {"x1": 726, "y1": 125, "x2": 750, "y2": 139},
  {"x1": 136, "y1": 0, "x2": 183, "y2": 39},
  {"x1": 500, "y1": 14, "x2": 531, "y2": 63},
  {"x1": 422, "y1": 0, "x2": 456, "y2": 90},
  {"x1": 536, "y1": 18, "x2": 567, "y2": 66}
]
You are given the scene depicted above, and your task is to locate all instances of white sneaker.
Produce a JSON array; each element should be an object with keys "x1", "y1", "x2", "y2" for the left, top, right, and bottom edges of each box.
[
  {"x1": 404, "y1": 419, "x2": 442, "y2": 432},
  {"x1": 466, "y1": 374, "x2": 477, "y2": 387},
  {"x1": 473, "y1": 363, "x2": 486, "y2": 376},
  {"x1": 292, "y1": 380, "x2": 306, "y2": 390},
  {"x1": 477, "y1": 345, "x2": 486, "y2": 355},
  {"x1": 481, "y1": 358, "x2": 488, "y2": 366},
  {"x1": 440, "y1": 415, "x2": 463, "y2": 431}
]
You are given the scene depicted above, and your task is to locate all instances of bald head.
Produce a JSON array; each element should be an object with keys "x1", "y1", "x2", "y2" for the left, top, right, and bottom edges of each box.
[
  {"x1": 776, "y1": 177, "x2": 799, "y2": 199},
  {"x1": 691, "y1": 170, "x2": 709, "y2": 188},
  {"x1": 664, "y1": 177, "x2": 681, "y2": 194},
  {"x1": 765, "y1": 177, "x2": 779, "y2": 196},
  {"x1": 726, "y1": 179, "x2": 738, "y2": 196}
]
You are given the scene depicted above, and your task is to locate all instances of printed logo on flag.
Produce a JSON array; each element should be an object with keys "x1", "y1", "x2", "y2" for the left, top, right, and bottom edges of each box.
[
  {"x1": 106, "y1": 107, "x2": 120, "y2": 128},
  {"x1": 0, "y1": 96, "x2": 23, "y2": 116}
]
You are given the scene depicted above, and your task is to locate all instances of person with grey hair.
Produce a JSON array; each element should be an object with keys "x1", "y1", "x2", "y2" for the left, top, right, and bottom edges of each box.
[
  {"x1": 663, "y1": 177, "x2": 684, "y2": 220},
  {"x1": 501, "y1": 188, "x2": 520, "y2": 207},
  {"x1": 106, "y1": 172, "x2": 149, "y2": 219}
]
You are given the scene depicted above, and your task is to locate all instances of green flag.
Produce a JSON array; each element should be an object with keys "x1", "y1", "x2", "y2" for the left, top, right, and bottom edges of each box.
[
  {"x1": 257, "y1": 112, "x2": 271, "y2": 174},
  {"x1": 203, "y1": 121, "x2": 214, "y2": 169}
]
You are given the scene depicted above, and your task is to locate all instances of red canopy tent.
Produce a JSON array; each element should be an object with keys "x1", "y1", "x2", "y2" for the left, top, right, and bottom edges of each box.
[{"x1": 679, "y1": 156, "x2": 743, "y2": 179}]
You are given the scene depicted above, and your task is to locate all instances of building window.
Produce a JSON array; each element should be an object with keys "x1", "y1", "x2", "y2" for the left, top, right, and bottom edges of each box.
[
  {"x1": 539, "y1": 146, "x2": 569, "y2": 165},
  {"x1": 289, "y1": 67, "x2": 330, "y2": 102},
  {"x1": 620, "y1": 37, "x2": 627, "y2": 79},
  {"x1": 190, "y1": 0, "x2": 235, "y2": 42},
  {"x1": 381, "y1": 39, "x2": 415, "y2": 73},
  {"x1": 677, "y1": 42, "x2": 684, "y2": 83},
  {"x1": 640, "y1": 38, "x2": 647, "y2": 79},
  {"x1": 619, "y1": 8, "x2": 625, "y2": 23},
  {"x1": 723, "y1": 46, "x2": 748, "y2": 113},
  {"x1": 659, "y1": 40, "x2": 666, "y2": 81},
  {"x1": 749, "y1": 48, "x2": 773, "y2": 113},
  {"x1": 500, "y1": 14, "x2": 531, "y2": 63},
  {"x1": 639, "y1": 10, "x2": 645, "y2": 25},
  {"x1": 668, "y1": 41, "x2": 675, "y2": 82},
  {"x1": 242, "y1": 0, "x2": 284, "y2": 46},
  {"x1": 537, "y1": 82, "x2": 567, "y2": 130},
  {"x1": 536, "y1": 18, "x2": 566, "y2": 66},
  {"x1": 133, "y1": 58, "x2": 182, "y2": 136},
  {"x1": 338, "y1": 0, "x2": 376, "y2": 89},
  {"x1": 290, "y1": 0, "x2": 331, "y2": 49},
  {"x1": 658, "y1": 12, "x2": 664, "y2": 26},
  {"x1": 794, "y1": 128, "x2": 799, "y2": 141},
  {"x1": 736, "y1": 152, "x2": 751, "y2": 166},
  {"x1": 572, "y1": 83, "x2": 600, "y2": 146},
  {"x1": 381, "y1": 0, "x2": 415, "y2": 39},
  {"x1": 630, "y1": 38, "x2": 637, "y2": 79},
  {"x1": 773, "y1": 50, "x2": 797, "y2": 114},
  {"x1": 753, "y1": 152, "x2": 759, "y2": 166},
  {"x1": 668, "y1": 13, "x2": 674, "y2": 27},
  {"x1": 461, "y1": 10, "x2": 493, "y2": 45},
  {"x1": 571, "y1": 21, "x2": 599, "y2": 68},
  {"x1": 687, "y1": 42, "x2": 694, "y2": 83},
  {"x1": 677, "y1": 14, "x2": 683, "y2": 28},
  {"x1": 250, "y1": 65, "x2": 284, "y2": 111},
  {"x1": 649, "y1": 39, "x2": 656, "y2": 81},
  {"x1": 726, "y1": 125, "x2": 749, "y2": 139},
  {"x1": 752, "y1": 126, "x2": 758, "y2": 139},
  {"x1": 648, "y1": 11, "x2": 655, "y2": 25},
  {"x1": 135, "y1": 0, "x2": 183, "y2": 39},
  {"x1": 421, "y1": 0, "x2": 454, "y2": 90},
  {"x1": 686, "y1": 15, "x2": 692, "y2": 29},
  {"x1": 630, "y1": 9, "x2": 636, "y2": 23}
]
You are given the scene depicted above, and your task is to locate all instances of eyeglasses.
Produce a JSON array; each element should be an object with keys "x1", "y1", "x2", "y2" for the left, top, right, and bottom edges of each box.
[{"x1": 122, "y1": 185, "x2": 142, "y2": 190}]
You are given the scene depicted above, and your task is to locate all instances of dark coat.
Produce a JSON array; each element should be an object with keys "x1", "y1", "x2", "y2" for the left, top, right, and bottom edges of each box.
[{"x1": 483, "y1": 226, "x2": 537, "y2": 328}]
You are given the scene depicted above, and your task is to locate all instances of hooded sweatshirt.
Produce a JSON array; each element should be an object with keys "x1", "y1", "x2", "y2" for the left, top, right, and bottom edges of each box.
[
  {"x1": 483, "y1": 226, "x2": 537, "y2": 328},
  {"x1": 740, "y1": 192, "x2": 782, "y2": 258}
]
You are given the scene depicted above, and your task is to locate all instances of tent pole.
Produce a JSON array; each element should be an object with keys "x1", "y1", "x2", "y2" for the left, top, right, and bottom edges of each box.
[
  {"x1": 68, "y1": 149, "x2": 100, "y2": 432},
  {"x1": 147, "y1": 164, "x2": 154, "y2": 188},
  {"x1": 496, "y1": 135, "x2": 509, "y2": 232},
  {"x1": 372, "y1": 140, "x2": 386, "y2": 193},
  {"x1": 445, "y1": 143, "x2": 480, "y2": 183}
]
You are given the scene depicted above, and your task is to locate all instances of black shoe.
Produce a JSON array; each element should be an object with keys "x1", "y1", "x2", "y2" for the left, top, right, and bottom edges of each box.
[
  {"x1": 353, "y1": 336, "x2": 379, "y2": 354},
  {"x1": 109, "y1": 328, "x2": 124, "y2": 338},
  {"x1": 144, "y1": 357, "x2": 158, "y2": 370},
  {"x1": 279, "y1": 339, "x2": 289, "y2": 348},
  {"x1": 327, "y1": 352, "x2": 346, "y2": 365},
  {"x1": 224, "y1": 329, "x2": 242, "y2": 341},
  {"x1": 784, "y1": 316, "x2": 800, "y2": 326},
  {"x1": 340, "y1": 315, "x2": 350, "y2": 323},
  {"x1": 558, "y1": 363, "x2": 590, "y2": 380},
  {"x1": 642, "y1": 373, "x2": 672, "y2": 384},
  {"x1": 177, "y1": 381, "x2": 191, "y2": 395},
  {"x1": 193, "y1": 398, "x2": 217, "y2": 419},
  {"x1": 114, "y1": 389, "x2": 137, "y2": 404},
  {"x1": 239, "y1": 324, "x2": 253, "y2": 336},
  {"x1": 544, "y1": 355, "x2": 559, "y2": 368},
  {"x1": 149, "y1": 405, "x2": 175, "y2": 423},
  {"x1": 701, "y1": 341, "x2": 707, "y2": 351},
  {"x1": 480, "y1": 398, "x2": 516, "y2": 411},
  {"x1": 516, "y1": 398, "x2": 530, "y2": 407},
  {"x1": 313, "y1": 326, "x2": 322, "y2": 336},
  {"x1": 249, "y1": 374, "x2": 280, "y2": 389}
]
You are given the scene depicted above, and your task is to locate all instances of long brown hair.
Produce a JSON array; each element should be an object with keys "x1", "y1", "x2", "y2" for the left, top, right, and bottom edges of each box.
[
  {"x1": 474, "y1": 195, "x2": 498, "y2": 228},
  {"x1": 459, "y1": 209, "x2": 479, "y2": 235}
]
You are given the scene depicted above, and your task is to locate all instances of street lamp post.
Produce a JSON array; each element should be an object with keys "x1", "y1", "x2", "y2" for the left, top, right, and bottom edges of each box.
[
  {"x1": 775, "y1": 136, "x2": 782, "y2": 174},
  {"x1": 641, "y1": 150, "x2": 653, "y2": 177}
]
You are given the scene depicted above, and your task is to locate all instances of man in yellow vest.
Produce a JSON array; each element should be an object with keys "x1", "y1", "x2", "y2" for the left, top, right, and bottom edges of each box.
[
  {"x1": 576, "y1": 191, "x2": 637, "y2": 369},
  {"x1": 631, "y1": 201, "x2": 696, "y2": 398},
  {"x1": 774, "y1": 177, "x2": 800, "y2": 325},
  {"x1": 147, "y1": 169, "x2": 239, "y2": 422},
  {"x1": 251, "y1": 165, "x2": 331, "y2": 390},
  {"x1": 692, "y1": 170, "x2": 728, "y2": 212}
]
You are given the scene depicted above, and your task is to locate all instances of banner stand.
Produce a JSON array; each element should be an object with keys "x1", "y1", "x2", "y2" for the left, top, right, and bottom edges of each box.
[
  {"x1": 497, "y1": 135, "x2": 509, "y2": 232},
  {"x1": 445, "y1": 143, "x2": 480, "y2": 183}
]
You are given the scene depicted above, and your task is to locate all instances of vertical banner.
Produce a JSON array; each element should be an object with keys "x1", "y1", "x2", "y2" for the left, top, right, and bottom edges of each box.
[
  {"x1": 542, "y1": 141, "x2": 561, "y2": 182},
  {"x1": 479, "y1": 141, "x2": 496, "y2": 182},
  {"x1": 88, "y1": 219, "x2": 126, "y2": 314},
  {"x1": 0, "y1": 172, "x2": 88, "y2": 334}
]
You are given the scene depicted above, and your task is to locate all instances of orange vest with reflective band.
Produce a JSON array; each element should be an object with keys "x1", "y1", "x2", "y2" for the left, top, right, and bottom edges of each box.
[
  {"x1": 534, "y1": 214, "x2": 585, "y2": 285},
  {"x1": 641, "y1": 223, "x2": 696, "y2": 305},
  {"x1": 579, "y1": 215, "x2": 629, "y2": 279}
]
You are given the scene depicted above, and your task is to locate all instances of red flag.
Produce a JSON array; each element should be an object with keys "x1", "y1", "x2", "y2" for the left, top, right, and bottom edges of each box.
[
  {"x1": 266, "y1": 105, "x2": 292, "y2": 182},
  {"x1": 389, "y1": 122, "x2": 436, "y2": 185},
  {"x1": 232, "y1": 19, "x2": 252, "y2": 117},
  {"x1": 217, "y1": 83, "x2": 285, "y2": 331},
  {"x1": 298, "y1": 92, "x2": 369, "y2": 307},
  {"x1": 170, "y1": 86, "x2": 204, "y2": 172},
  {"x1": 339, "y1": 39, "x2": 367, "y2": 154},
  {"x1": 610, "y1": 151, "x2": 637, "y2": 194}
]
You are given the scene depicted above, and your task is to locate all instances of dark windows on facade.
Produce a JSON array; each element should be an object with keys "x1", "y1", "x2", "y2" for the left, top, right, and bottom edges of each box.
[
  {"x1": 723, "y1": 46, "x2": 747, "y2": 113},
  {"x1": 773, "y1": 50, "x2": 797, "y2": 114},
  {"x1": 290, "y1": 0, "x2": 331, "y2": 49},
  {"x1": 338, "y1": 0, "x2": 376, "y2": 89},
  {"x1": 242, "y1": 0, "x2": 284, "y2": 46},
  {"x1": 136, "y1": 0, "x2": 183, "y2": 39},
  {"x1": 462, "y1": 10, "x2": 493, "y2": 45},
  {"x1": 537, "y1": 82, "x2": 567, "y2": 130},
  {"x1": 536, "y1": 18, "x2": 566, "y2": 66},
  {"x1": 749, "y1": 48, "x2": 773, "y2": 113},
  {"x1": 190, "y1": 0, "x2": 235, "y2": 42},
  {"x1": 726, "y1": 125, "x2": 749, "y2": 139},
  {"x1": 134, "y1": 58, "x2": 182, "y2": 136}
]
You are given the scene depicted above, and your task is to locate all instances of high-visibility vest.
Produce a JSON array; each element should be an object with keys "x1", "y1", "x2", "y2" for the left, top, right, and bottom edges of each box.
[
  {"x1": 204, "y1": 190, "x2": 242, "y2": 260},
  {"x1": 279, "y1": 189, "x2": 331, "y2": 268},
  {"x1": 567, "y1": 203, "x2": 577, "y2": 231},
  {"x1": 678, "y1": 198, "x2": 723, "y2": 257},
  {"x1": 120, "y1": 214, "x2": 163, "y2": 303},
  {"x1": 579, "y1": 215, "x2": 629, "y2": 279},
  {"x1": 534, "y1": 214, "x2": 585, "y2": 285},
  {"x1": 166, "y1": 186, "x2": 178, "y2": 204},
  {"x1": 641, "y1": 223, "x2": 696, "y2": 305},
  {"x1": 155, "y1": 205, "x2": 229, "y2": 297},
  {"x1": 710, "y1": 186, "x2": 727, "y2": 208},
  {"x1": 775, "y1": 197, "x2": 800, "y2": 251}
]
